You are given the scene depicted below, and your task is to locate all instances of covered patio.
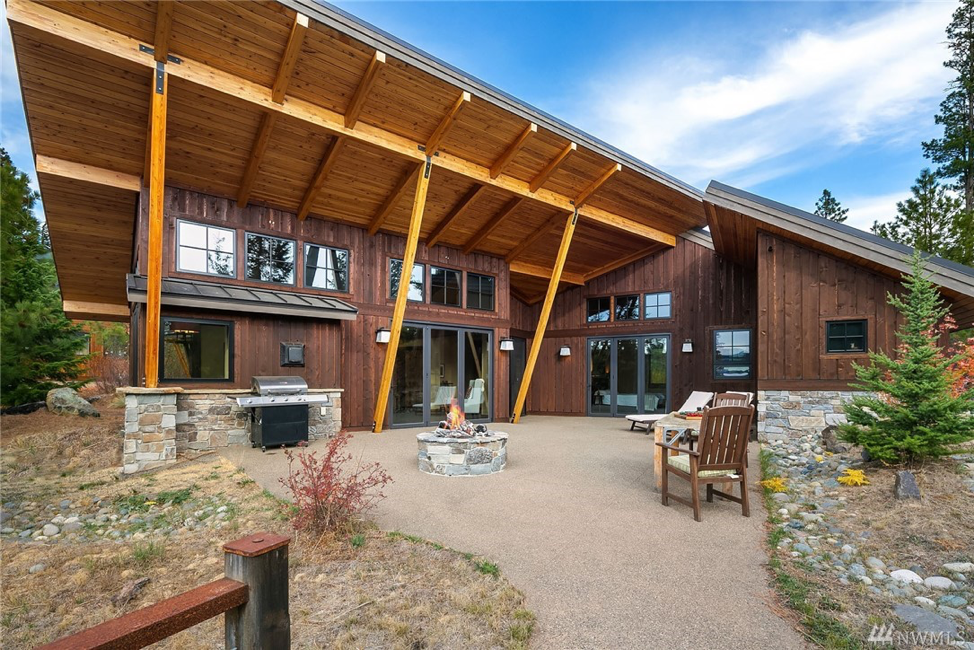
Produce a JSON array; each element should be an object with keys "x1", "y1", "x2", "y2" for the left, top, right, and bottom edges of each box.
[{"x1": 222, "y1": 417, "x2": 802, "y2": 649}]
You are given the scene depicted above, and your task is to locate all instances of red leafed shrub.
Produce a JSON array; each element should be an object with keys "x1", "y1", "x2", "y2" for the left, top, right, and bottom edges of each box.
[{"x1": 278, "y1": 430, "x2": 393, "y2": 533}]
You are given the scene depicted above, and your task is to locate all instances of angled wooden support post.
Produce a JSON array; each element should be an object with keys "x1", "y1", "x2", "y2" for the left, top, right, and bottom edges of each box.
[
  {"x1": 145, "y1": 61, "x2": 167, "y2": 388},
  {"x1": 511, "y1": 208, "x2": 579, "y2": 423},
  {"x1": 224, "y1": 533, "x2": 291, "y2": 649},
  {"x1": 372, "y1": 157, "x2": 433, "y2": 433}
]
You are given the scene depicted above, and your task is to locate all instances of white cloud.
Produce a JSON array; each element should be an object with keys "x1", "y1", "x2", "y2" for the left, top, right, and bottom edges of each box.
[
  {"x1": 842, "y1": 191, "x2": 907, "y2": 233},
  {"x1": 572, "y1": 3, "x2": 954, "y2": 188}
]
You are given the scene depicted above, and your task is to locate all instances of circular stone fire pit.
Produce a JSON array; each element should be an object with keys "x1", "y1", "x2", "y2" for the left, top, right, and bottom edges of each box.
[{"x1": 417, "y1": 431, "x2": 508, "y2": 476}]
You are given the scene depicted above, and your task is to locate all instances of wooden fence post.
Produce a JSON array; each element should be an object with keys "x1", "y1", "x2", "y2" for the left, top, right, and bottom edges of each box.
[{"x1": 223, "y1": 533, "x2": 291, "y2": 649}]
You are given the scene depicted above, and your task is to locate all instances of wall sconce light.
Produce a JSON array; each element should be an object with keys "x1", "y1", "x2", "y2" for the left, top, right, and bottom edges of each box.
[
  {"x1": 559, "y1": 345, "x2": 571, "y2": 357},
  {"x1": 499, "y1": 338, "x2": 514, "y2": 351},
  {"x1": 681, "y1": 339, "x2": 693, "y2": 353},
  {"x1": 376, "y1": 327, "x2": 391, "y2": 344}
]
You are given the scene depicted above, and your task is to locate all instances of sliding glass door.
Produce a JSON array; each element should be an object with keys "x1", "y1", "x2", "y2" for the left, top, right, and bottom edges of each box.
[
  {"x1": 390, "y1": 323, "x2": 492, "y2": 427},
  {"x1": 587, "y1": 335, "x2": 670, "y2": 417}
]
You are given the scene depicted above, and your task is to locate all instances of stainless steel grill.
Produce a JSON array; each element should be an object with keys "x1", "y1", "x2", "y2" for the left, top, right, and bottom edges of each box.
[
  {"x1": 236, "y1": 376, "x2": 331, "y2": 451},
  {"x1": 235, "y1": 376, "x2": 332, "y2": 408}
]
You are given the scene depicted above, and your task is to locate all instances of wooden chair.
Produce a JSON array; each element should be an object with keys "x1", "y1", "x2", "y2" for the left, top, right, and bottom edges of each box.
[
  {"x1": 656, "y1": 405, "x2": 754, "y2": 522},
  {"x1": 713, "y1": 391, "x2": 752, "y2": 406}
]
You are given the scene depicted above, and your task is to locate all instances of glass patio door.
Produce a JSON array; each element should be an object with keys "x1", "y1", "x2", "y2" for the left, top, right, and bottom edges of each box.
[{"x1": 587, "y1": 335, "x2": 670, "y2": 417}]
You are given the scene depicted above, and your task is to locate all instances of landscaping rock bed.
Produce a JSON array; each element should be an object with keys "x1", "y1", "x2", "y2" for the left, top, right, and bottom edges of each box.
[{"x1": 763, "y1": 434, "x2": 974, "y2": 640}]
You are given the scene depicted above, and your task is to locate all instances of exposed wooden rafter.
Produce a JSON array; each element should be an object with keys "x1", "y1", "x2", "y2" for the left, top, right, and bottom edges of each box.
[
  {"x1": 490, "y1": 123, "x2": 536, "y2": 179},
  {"x1": 368, "y1": 163, "x2": 422, "y2": 235},
  {"x1": 426, "y1": 183, "x2": 486, "y2": 248},
  {"x1": 344, "y1": 51, "x2": 386, "y2": 128},
  {"x1": 236, "y1": 112, "x2": 279, "y2": 207},
  {"x1": 505, "y1": 218, "x2": 557, "y2": 263},
  {"x1": 463, "y1": 197, "x2": 525, "y2": 255},
  {"x1": 509, "y1": 260, "x2": 584, "y2": 285},
  {"x1": 35, "y1": 155, "x2": 141, "y2": 192},
  {"x1": 271, "y1": 13, "x2": 309, "y2": 103},
  {"x1": 530, "y1": 142, "x2": 575, "y2": 193},
  {"x1": 6, "y1": 0, "x2": 675, "y2": 248},
  {"x1": 152, "y1": 0, "x2": 174, "y2": 63},
  {"x1": 297, "y1": 135, "x2": 346, "y2": 220},
  {"x1": 576, "y1": 163, "x2": 621, "y2": 208},
  {"x1": 62, "y1": 300, "x2": 130, "y2": 321},
  {"x1": 509, "y1": 286, "x2": 535, "y2": 305},
  {"x1": 425, "y1": 91, "x2": 470, "y2": 154}
]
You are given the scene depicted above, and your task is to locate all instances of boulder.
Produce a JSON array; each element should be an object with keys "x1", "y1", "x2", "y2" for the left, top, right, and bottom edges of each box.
[
  {"x1": 1, "y1": 401, "x2": 46, "y2": 416},
  {"x1": 924, "y1": 576, "x2": 956, "y2": 590},
  {"x1": 943, "y1": 562, "x2": 974, "y2": 574},
  {"x1": 820, "y1": 425, "x2": 848, "y2": 453},
  {"x1": 894, "y1": 470, "x2": 921, "y2": 500},
  {"x1": 46, "y1": 388, "x2": 99, "y2": 418},
  {"x1": 891, "y1": 569, "x2": 924, "y2": 584},
  {"x1": 893, "y1": 604, "x2": 958, "y2": 637}
]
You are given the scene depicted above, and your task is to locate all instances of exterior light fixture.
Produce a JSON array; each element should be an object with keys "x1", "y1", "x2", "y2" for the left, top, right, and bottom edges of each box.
[
  {"x1": 376, "y1": 327, "x2": 391, "y2": 344},
  {"x1": 681, "y1": 339, "x2": 693, "y2": 353},
  {"x1": 499, "y1": 338, "x2": 514, "y2": 351},
  {"x1": 559, "y1": 345, "x2": 571, "y2": 357}
]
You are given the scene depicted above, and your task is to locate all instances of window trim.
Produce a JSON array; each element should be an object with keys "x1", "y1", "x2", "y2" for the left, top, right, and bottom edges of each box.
[
  {"x1": 823, "y1": 318, "x2": 870, "y2": 355},
  {"x1": 303, "y1": 243, "x2": 350, "y2": 293},
  {"x1": 712, "y1": 328, "x2": 752, "y2": 381},
  {"x1": 429, "y1": 265, "x2": 463, "y2": 307},
  {"x1": 175, "y1": 219, "x2": 237, "y2": 279},
  {"x1": 586, "y1": 296, "x2": 612, "y2": 323},
  {"x1": 389, "y1": 258, "x2": 426, "y2": 302},
  {"x1": 644, "y1": 291, "x2": 673, "y2": 320},
  {"x1": 466, "y1": 272, "x2": 496, "y2": 312},
  {"x1": 244, "y1": 231, "x2": 297, "y2": 286},
  {"x1": 614, "y1": 294, "x2": 641, "y2": 321},
  {"x1": 159, "y1": 316, "x2": 234, "y2": 383}
]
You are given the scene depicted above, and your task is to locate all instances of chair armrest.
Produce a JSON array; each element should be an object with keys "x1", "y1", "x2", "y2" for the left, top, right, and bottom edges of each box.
[{"x1": 654, "y1": 441, "x2": 700, "y2": 456}]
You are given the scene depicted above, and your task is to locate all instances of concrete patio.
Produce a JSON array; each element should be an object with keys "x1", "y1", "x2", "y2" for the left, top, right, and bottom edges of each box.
[{"x1": 222, "y1": 416, "x2": 803, "y2": 649}]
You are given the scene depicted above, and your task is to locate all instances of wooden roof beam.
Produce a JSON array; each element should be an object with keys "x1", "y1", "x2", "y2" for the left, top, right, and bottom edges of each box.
[
  {"x1": 576, "y1": 163, "x2": 621, "y2": 208},
  {"x1": 510, "y1": 260, "x2": 584, "y2": 285},
  {"x1": 426, "y1": 183, "x2": 486, "y2": 248},
  {"x1": 344, "y1": 50, "x2": 386, "y2": 128},
  {"x1": 152, "y1": 0, "x2": 174, "y2": 63},
  {"x1": 530, "y1": 142, "x2": 575, "y2": 193},
  {"x1": 62, "y1": 300, "x2": 130, "y2": 321},
  {"x1": 35, "y1": 155, "x2": 141, "y2": 192},
  {"x1": 505, "y1": 218, "x2": 557, "y2": 263},
  {"x1": 463, "y1": 197, "x2": 525, "y2": 254},
  {"x1": 7, "y1": 0, "x2": 675, "y2": 248},
  {"x1": 426, "y1": 91, "x2": 470, "y2": 154},
  {"x1": 236, "y1": 112, "x2": 278, "y2": 207},
  {"x1": 368, "y1": 162, "x2": 422, "y2": 235},
  {"x1": 272, "y1": 13, "x2": 309, "y2": 103},
  {"x1": 297, "y1": 135, "x2": 346, "y2": 220},
  {"x1": 490, "y1": 123, "x2": 536, "y2": 179}
]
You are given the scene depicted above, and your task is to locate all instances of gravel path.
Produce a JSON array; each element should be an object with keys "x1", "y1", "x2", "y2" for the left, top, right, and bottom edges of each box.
[{"x1": 223, "y1": 416, "x2": 804, "y2": 649}]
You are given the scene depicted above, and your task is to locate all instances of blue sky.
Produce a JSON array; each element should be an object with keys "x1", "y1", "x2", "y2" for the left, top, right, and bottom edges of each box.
[{"x1": 1, "y1": 1, "x2": 956, "y2": 232}]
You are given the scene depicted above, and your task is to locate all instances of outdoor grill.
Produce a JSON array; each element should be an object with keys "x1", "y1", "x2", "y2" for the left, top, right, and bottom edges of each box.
[{"x1": 235, "y1": 376, "x2": 331, "y2": 451}]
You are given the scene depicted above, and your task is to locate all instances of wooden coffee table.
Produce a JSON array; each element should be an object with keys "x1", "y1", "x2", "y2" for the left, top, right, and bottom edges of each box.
[{"x1": 652, "y1": 414, "x2": 702, "y2": 491}]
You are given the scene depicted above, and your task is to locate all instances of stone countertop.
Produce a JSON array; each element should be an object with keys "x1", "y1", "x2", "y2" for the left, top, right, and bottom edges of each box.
[
  {"x1": 117, "y1": 387, "x2": 344, "y2": 395},
  {"x1": 417, "y1": 432, "x2": 509, "y2": 444}
]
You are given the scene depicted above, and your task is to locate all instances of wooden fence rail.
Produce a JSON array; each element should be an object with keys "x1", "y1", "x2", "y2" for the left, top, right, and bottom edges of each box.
[{"x1": 37, "y1": 533, "x2": 290, "y2": 650}]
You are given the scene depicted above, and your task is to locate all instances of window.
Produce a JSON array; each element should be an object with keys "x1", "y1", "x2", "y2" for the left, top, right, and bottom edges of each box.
[
  {"x1": 245, "y1": 233, "x2": 295, "y2": 284},
  {"x1": 390, "y1": 259, "x2": 424, "y2": 301},
  {"x1": 645, "y1": 292, "x2": 672, "y2": 319},
  {"x1": 304, "y1": 244, "x2": 349, "y2": 292},
  {"x1": 615, "y1": 295, "x2": 640, "y2": 320},
  {"x1": 177, "y1": 220, "x2": 235, "y2": 277},
  {"x1": 467, "y1": 273, "x2": 495, "y2": 311},
  {"x1": 161, "y1": 318, "x2": 232, "y2": 381},
  {"x1": 587, "y1": 297, "x2": 611, "y2": 322},
  {"x1": 714, "y1": 329, "x2": 751, "y2": 380},
  {"x1": 430, "y1": 266, "x2": 462, "y2": 306},
  {"x1": 826, "y1": 319, "x2": 867, "y2": 353}
]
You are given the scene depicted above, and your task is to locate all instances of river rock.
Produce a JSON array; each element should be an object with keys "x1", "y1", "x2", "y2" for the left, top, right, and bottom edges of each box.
[
  {"x1": 891, "y1": 569, "x2": 924, "y2": 584},
  {"x1": 46, "y1": 388, "x2": 100, "y2": 418},
  {"x1": 28, "y1": 563, "x2": 46, "y2": 574},
  {"x1": 865, "y1": 557, "x2": 887, "y2": 571},
  {"x1": 944, "y1": 562, "x2": 974, "y2": 574},
  {"x1": 924, "y1": 576, "x2": 955, "y2": 590},
  {"x1": 893, "y1": 604, "x2": 958, "y2": 636},
  {"x1": 42, "y1": 523, "x2": 60, "y2": 536},
  {"x1": 915, "y1": 596, "x2": 937, "y2": 610},
  {"x1": 820, "y1": 426, "x2": 848, "y2": 453}
]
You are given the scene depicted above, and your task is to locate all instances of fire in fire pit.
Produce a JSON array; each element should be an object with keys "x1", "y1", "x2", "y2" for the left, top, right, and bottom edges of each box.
[{"x1": 435, "y1": 400, "x2": 492, "y2": 438}]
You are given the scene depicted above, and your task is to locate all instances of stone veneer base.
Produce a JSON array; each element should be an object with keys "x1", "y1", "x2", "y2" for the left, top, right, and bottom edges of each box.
[
  {"x1": 417, "y1": 432, "x2": 508, "y2": 476},
  {"x1": 757, "y1": 389, "x2": 870, "y2": 443},
  {"x1": 118, "y1": 387, "x2": 342, "y2": 474}
]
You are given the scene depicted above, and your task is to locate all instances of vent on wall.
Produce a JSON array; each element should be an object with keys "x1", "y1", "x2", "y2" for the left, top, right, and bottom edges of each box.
[{"x1": 280, "y1": 342, "x2": 305, "y2": 367}]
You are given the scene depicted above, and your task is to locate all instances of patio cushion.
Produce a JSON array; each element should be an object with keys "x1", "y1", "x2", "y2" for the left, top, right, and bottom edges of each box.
[
  {"x1": 667, "y1": 453, "x2": 736, "y2": 478},
  {"x1": 626, "y1": 413, "x2": 664, "y2": 423}
]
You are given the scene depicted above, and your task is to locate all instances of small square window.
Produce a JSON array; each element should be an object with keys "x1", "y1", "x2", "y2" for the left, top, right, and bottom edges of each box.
[
  {"x1": 826, "y1": 320, "x2": 868, "y2": 353},
  {"x1": 177, "y1": 220, "x2": 235, "y2": 277},
  {"x1": 245, "y1": 233, "x2": 295, "y2": 284},
  {"x1": 645, "y1": 292, "x2": 672, "y2": 319},
  {"x1": 161, "y1": 318, "x2": 232, "y2": 381},
  {"x1": 587, "y1": 297, "x2": 611, "y2": 322},
  {"x1": 467, "y1": 273, "x2": 495, "y2": 311},
  {"x1": 304, "y1": 244, "x2": 349, "y2": 292},
  {"x1": 430, "y1": 267, "x2": 461, "y2": 306},
  {"x1": 615, "y1": 295, "x2": 640, "y2": 320},
  {"x1": 390, "y1": 259, "x2": 424, "y2": 301}
]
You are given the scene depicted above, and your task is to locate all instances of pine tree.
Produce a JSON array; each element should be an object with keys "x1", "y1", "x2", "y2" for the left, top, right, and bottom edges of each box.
[
  {"x1": 921, "y1": 0, "x2": 974, "y2": 266},
  {"x1": 0, "y1": 148, "x2": 88, "y2": 406},
  {"x1": 813, "y1": 189, "x2": 849, "y2": 223},
  {"x1": 838, "y1": 251, "x2": 974, "y2": 465},
  {"x1": 870, "y1": 169, "x2": 960, "y2": 257}
]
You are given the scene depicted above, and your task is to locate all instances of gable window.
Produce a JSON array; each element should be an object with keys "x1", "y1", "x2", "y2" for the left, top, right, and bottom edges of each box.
[
  {"x1": 245, "y1": 233, "x2": 295, "y2": 284},
  {"x1": 304, "y1": 244, "x2": 349, "y2": 292},
  {"x1": 587, "y1": 297, "x2": 610, "y2": 322},
  {"x1": 615, "y1": 295, "x2": 640, "y2": 320},
  {"x1": 390, "y1": 259, "x2": 424, "y2": 301},
  {"x1": 430, "y1": 266, "x2": 462, "y2": 306},
  {"x1": 826, "y1": 319, "x2": 867, "y2": 353},
  {"x1": 467, "y1": 273, "x2": 495, "y2": 311},
  {"x1": 714, "y1": 329, "x2": 751, "y2": 380},
  {"x1": 161, "y1": 318, "x2": 232, "y2": 381},
  {"x1": 645, "y1": 292, "x2": 672, "y2": 319},
  {"x1": 176, "y1": 220, "x2": 235, "y2": 277}
]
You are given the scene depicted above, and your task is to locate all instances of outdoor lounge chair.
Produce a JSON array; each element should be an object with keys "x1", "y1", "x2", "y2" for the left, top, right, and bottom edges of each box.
[
  {"x1": 656, "y1": 405, "x2": 754, "y2": 522},
  {"x1": 625, "y1": 391, "x2": 714, "y2": 431}
]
